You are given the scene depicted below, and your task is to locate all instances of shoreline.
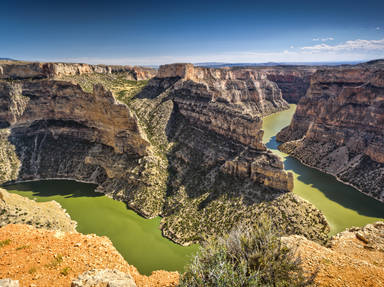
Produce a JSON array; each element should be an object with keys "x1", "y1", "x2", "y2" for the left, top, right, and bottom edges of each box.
[{"x1": 277, "y1": 143, "x2": 384, "y2": 205}]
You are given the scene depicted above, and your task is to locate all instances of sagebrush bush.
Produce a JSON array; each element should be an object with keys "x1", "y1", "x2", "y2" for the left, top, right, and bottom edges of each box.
[{"x1": 179, "y1": 218, "x2": 315, "y2": 287}]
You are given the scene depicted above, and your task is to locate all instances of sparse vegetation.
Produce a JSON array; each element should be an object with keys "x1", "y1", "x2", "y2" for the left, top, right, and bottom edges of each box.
[
  {"x1": 45, "y1": 254, "x2": 63, "y2": 268},
  {"x1": 179, "y1": 218, "x2": 315, "y2": 287},
  {"x1": 0, "y1": 238, "x2": 11, "y2": 247},
  {"x1": 28, "y1": 266, "x2": 37, "y2": 274},
  {"x1": 16, "y1": 245, "x2": 29, "y2": 250},
  {"x1": 58, "y1": 72, "x2": 148, "y2": 101},
  {"x1": 60, "y1": 266, "x2": 71, "y2": 276}
]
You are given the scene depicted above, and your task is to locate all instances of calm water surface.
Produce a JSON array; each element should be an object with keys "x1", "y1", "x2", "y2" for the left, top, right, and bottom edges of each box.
[
  {"x1": 3, "y1": 180, "x2": 197, "y2": 275},
  {"x1": 262, "y1": 104, "x2": 384, "y2": 235}
]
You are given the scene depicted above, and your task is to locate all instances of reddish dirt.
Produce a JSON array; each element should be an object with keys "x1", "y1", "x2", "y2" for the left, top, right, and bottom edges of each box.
[
  {"x1": 283, "y1": 232, "x2": 384, "y2": 287},
  {"x1": 0, "y1": 224, "x2": 179, "y2": 287}
]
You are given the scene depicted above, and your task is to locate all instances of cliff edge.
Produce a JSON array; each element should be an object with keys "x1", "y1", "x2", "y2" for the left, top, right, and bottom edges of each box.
[{"x1": 277, "y1": 60, "x2": 384, "y2": 202}]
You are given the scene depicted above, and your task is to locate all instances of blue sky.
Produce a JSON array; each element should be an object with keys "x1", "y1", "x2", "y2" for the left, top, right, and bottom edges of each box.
[{"x1": 1, "y1": 0, "x2": 383, "y2": 64}]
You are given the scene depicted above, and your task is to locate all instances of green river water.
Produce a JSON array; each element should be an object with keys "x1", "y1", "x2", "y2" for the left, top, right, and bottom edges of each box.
[
  {"x1": 3, "y1": 180, "x2": 198, "y2": 275},
  {"x1": 3, "y1": 104, "x2": 384, "y2": 275},
  {"x1": 262, "y1": 104, "x2": 384, "y2": 235}
]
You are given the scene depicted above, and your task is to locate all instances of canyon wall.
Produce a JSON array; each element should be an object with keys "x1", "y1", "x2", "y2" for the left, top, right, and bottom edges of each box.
[
  {"x1": 277, "y1": 60, "x2": 384, "y2": 202},
  {"x1": 130, "y1": 63, "x2": 328, "y2": 244},
  {"x1": 0, "y1": 78, "x2": 167, "y2": 218},
  {"x1": 0, "y1": 62, "x2": 329, "y2": 245},
  {"x1": 230, "y1": 66, "x2": 317, "y2": 103},
  {"x1": 0, "y1": 61, "x2": 156, "y2": 81}
]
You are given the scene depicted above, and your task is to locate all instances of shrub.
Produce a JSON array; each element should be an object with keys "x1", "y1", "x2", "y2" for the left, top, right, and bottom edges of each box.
[
  {"x1": 0, "y1": 239, "x2": 11, "y2": 247},
  {"x1": 179, "y1": 218, "x2": 315, "y2": 287},
  {"x1": 60, "y1": 266, "x2": 71, "y2": 276}
]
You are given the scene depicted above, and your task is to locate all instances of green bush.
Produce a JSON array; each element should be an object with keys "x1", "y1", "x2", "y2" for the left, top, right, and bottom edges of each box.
[{"x1": 179, "y1": 218, "x2": 315, "y2": 287}]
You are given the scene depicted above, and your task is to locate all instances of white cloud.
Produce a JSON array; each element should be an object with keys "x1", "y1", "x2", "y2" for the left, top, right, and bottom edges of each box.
[
  {"x1": 290, "y1": 45, "x2": 294, "y2": 49},
  {"x1": 302, "y1": 38, "x2": 384, "y2": 51},
  {"x1": 312, "y1": 37, "x2": 334, "y2": 42},
  {"x1": 376, "y1": 27, "x2": 381, "y2": 30},
  {"x1": 32, "y1": 38, "x2": 384, "y2": 65}
]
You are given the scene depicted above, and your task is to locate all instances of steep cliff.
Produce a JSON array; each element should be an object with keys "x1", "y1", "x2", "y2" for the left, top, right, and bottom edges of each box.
[
  {"x1": 277, "y1": 60, "x2": 384, "y2": 202},
  {"x1": 229, "y1": 66, "x2": 317, "y2": 103},
  {"x1": 0, "y1": 62, "x2": 329, "y2": 245},
  {"x1": 128, "y1": 63, "x2": 328, "y2": 244},
  {"x1": 0, "y1": 78, "x2": 167, "y2": 218}
]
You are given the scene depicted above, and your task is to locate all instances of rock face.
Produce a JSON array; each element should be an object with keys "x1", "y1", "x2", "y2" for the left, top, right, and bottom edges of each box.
[
  {"x1": 0, "y1": 61, "x2": 329, "y2": 245},
  {"x1": 0, "y1": 61, "x2": 156, "y2": 81},
  {"x1": 0, "y1": 224, "x2": 179, "y2": 287},
  {"x1": 0, "y1": 188, "x2": 76, "y2": 232},
  {"x1": 229, "y1": 66, "x2": 317, "y2": 103},
  {"x1": 0, "y1": 78, "x2": 166, "y2": 218},
  {"x1": 130, "y1": 63, "x2": 328, "y2": 244},
  {"x1": 72, "y1": 269, "x2": 137, "y2": 287},
  {"x1": 283, "y1": 221, "x2": 384, "y2": 287},
  {"x1": 277, "y1": 60, "x2": 384, "y2": 202}
]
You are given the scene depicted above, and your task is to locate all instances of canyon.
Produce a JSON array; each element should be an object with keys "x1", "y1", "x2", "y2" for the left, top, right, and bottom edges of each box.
[
  {"x1": 0, "y1": 60, "x2": 329, "y2": 247},
  {"x1": 277, "y1": 60, "x2": 384, "y2": 202},
  {"x1": 236, "y1": 65, "x2": 317, "y2": 103},
  {"x1": 1, "y1": 58, "x2": 384, "y2": 286}
]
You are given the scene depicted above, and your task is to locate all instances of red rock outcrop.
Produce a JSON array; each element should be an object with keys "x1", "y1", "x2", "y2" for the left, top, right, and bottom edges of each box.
[
  {"x1": 283, "y1": 221, "x2": 384, "y2": 287},
  {"x1": 277, "y1": 60, "x2": 384, "y2": 201}
]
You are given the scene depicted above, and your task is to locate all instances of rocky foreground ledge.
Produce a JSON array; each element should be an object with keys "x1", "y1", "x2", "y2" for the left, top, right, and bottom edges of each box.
[
  {"x1": 0, "y1": 224, "x2": 179, "y2": 287},
  {"x1": 1, "y1": 221, "x2": 383, "y2": 287},
  {"x1": 283, "y1": 221, "x2": 384, "y2": 287},
  {"x1": 0, "y1": 189, "x2": 179, "y2": 286}
]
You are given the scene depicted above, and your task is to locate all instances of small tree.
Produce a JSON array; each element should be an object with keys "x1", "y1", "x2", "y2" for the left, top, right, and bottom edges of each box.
[{"x1": 179, "y1": 218, "x2": 315, "y2": 287}]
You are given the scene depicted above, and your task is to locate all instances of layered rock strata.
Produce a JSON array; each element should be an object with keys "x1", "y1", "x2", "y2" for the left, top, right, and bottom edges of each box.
[
  {"x1": 229, "y1": 66, "x2": 317, "y2": 103},
  {"x1": 0, "y1": 61, "x2": 156, "y2": 81},
  {"x1": 0, "y1": 61, "x2": 329, "y2": 245},
  {"x1": 130, "y1": 63, "x2": 328, "y2": 244},
  {"x1": 0, "y1": 79, "x2": 166, "y2": 218},
  {"x1": 277, "y1": 60, "x2": 384, "y2": 202}
]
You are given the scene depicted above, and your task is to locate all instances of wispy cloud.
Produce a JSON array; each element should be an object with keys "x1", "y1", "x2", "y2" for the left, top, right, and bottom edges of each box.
[
  {"x1": 376, "y1": 27, "x2": 381, "y2": 30},
  {"x1": 34, "y1": 38, "x2": 384, "y2": 65},
  {"x1": 312, "y1": 37, "x2": 334, "y2": 42},
  {"x1": 302, "y1": 38, "x2": 384, "y2": 51}
]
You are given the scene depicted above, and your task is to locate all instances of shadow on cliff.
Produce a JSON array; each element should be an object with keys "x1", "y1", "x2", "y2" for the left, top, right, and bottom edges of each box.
[
  {"x1": 161, "y1": 109, "x2": 285, "y2": 215},
  {"x1": 2, "y1": 180, "x2": 101, "y2": 199},
  {"x1": 265, "y1": 136, "x2": 384, "y2": 218}
]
